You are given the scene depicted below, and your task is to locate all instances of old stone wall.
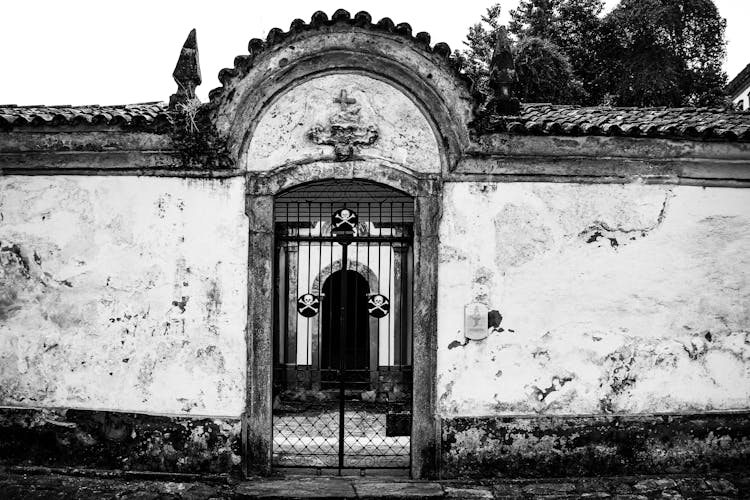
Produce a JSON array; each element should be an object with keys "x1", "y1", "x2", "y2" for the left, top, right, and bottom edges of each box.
[
  {"x1": 0, "y1": 176, "x2": 248, "y2": 417},
  {"x1": 437, "y1": 182, "x2": 750, "y2": 417}
]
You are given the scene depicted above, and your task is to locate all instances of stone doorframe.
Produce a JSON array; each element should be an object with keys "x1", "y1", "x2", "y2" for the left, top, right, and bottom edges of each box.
[{"x1": 243, "y1": 161, "x2": 441, "y2": 479}]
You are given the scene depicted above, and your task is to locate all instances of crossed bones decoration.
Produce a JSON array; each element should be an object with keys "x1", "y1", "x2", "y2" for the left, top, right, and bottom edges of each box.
[
  {"x1": 297, "y1": 293, "x2": 320, "y2": 318},
  {"x1": 368, "y1": 294, "x2": 390, "y2": 318},
  {"x1": 332, "y1": 208, "x2": 358, "y2": 234}
]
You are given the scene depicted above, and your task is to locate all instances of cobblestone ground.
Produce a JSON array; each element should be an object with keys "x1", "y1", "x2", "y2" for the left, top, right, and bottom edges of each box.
[{"x1": 0, "y1": 468, "x2": 748, "y2": 499}]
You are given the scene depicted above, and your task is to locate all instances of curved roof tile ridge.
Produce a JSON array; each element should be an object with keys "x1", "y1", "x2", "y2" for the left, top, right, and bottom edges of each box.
[
  {"x1": 0, "y1": 102, "x2": 172, "y2": 129},
  {"x1": 205, "y1": 8, "x2": 470, "y2": 104},
  {"x1": 485, "y1": 102, "x2": 750, "y2": 142},
  {"x1": 2, "y1": 100, "x2": 749, "y2": 142}
]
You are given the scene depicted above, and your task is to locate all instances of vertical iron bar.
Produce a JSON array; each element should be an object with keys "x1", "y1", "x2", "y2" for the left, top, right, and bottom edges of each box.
[
  {"x1": 400, "y1": 200, "x2": 407, "y2": 367},
  {"x1": 318, "y1": 211, "x2": 323, "y2": 385},
  {"x1": 338, "y1": 240, "x2": 348, "y2": 472},
  {"x1": 307, "y1": 201, "x2": 313, "y2": 366},
  {"x1": 353, "y1": 202, "x2": 359, "y2": 385},
  {"x1": 388, "y1": 201, "x2": 393, "y2": 367},
  {"x1": 328, "y1": 208, "x2": 334, "y2": 382},
  {"x1": 296, "y1": 203, "x2": 301, "y2": 370}
]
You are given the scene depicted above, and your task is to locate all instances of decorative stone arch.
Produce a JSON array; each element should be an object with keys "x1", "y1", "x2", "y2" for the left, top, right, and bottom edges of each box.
[
  {"x1": 208, "y1": 9, "x2": 475, "y2": 172},
  {"x1": 247, "y1": 161, "x2": 436, "y2": 198},
  {"x1": 312, "y1": 258, "x2": 380, "y2": 296}
]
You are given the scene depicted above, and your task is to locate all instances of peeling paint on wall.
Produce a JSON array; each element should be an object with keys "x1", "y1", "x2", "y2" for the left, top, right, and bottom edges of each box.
[
  {"x1": 437, "y1": 183, "x2": 750, "y2": 416},
  {"x1": 0, "y1": 176, "x2": 248, "y2": 416}
]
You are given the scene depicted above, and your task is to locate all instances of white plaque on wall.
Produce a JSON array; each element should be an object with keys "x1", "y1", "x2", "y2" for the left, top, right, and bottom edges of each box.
[{"x1": 464, "y1": 302, "x2": 489, "y2": 340}]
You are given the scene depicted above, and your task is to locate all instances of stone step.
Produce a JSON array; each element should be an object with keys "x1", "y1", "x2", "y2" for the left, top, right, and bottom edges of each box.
[
  {"x1": 235, "y1": 478, "x2": 356, "y2": 499},
  {"x1": 234, "y1": 479, "x2": 446, "y2": 499}
]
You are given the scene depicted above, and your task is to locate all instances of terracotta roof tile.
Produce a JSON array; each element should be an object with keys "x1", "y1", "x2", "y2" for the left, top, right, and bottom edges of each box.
[
  {"x1": 484, "y1": 103, "x2": 750, "y2": 142},
  {"x1": 0, "y1": 102, "x2": 171, "y2": 129},
  {"x1": 2, "y1": 101, "x2": 749, "y2": 142},
  {"x1": 206, "y1": 9, "x2": 475, "y2": 105}
]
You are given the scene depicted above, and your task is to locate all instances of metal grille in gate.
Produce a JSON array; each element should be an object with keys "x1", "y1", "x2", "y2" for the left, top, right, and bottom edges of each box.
[{"x1": 272, "y1": 180, "x2": 413, "y2": 473}]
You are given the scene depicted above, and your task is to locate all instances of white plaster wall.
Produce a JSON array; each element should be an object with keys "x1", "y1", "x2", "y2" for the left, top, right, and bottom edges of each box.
[
  {"x1": 0, "y1": 176, "x2": 248, "y2": 416},
  {"x1": 245, "y1": 73, "x2": 441, "y2": 172},
  {"x1": 437, "y1": 182, "x2": 750, "y2": 416}
]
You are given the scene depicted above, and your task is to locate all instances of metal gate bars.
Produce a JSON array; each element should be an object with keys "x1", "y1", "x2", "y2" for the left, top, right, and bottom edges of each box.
[{"x1": 271, "y1": 180, "x2": 414, "y2": 474}]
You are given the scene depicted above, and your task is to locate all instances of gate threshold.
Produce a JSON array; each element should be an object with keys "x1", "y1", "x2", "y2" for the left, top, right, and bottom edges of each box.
[
  {"x1": 275, "y1": 467, "x2": 410, "y2": 478},
  {"x1": 236, "y1": 477, "x2": 445, "y2": 499}
]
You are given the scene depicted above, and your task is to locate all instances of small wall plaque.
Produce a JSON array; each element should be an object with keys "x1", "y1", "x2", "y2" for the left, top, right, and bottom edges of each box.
[{"x1": 464, "y1": 302, "x2": 489, "y2": 340}]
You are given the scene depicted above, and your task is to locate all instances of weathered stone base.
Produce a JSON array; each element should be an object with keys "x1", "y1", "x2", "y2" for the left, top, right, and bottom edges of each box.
[
  {"x1": 441, "y1": 412, "x2": 750, "y2": 478},
  {"x1": 0, "y1": 407, "x2": 241, "y2": 474}
]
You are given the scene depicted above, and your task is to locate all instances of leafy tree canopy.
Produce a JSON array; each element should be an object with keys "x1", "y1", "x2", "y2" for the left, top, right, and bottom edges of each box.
[
  {"x1": 455, "y1": 0, "x2": 728, "y2": 108},
  {"x1": 514, "y1": 37, "x2": 586, "y2": 103},
  {"x1": 510, "y1": 0, "x2": 607, "y2": 103},
  {"x1": 454, "y1": 3, "x2": 584, "y2": 104},
  {"x1": 602, "y1": 0, "x2": 727, "y2": 107}
]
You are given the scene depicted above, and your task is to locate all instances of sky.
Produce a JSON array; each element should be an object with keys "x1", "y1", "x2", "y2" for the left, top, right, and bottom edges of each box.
[{"x1": 0, "y1": 0, "x2": 747, "y2": 106}]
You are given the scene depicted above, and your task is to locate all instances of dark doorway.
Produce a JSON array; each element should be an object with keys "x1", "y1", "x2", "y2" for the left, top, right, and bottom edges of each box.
[{"x1": 321, "y1": 270, "x2": 370, "y2": 388}]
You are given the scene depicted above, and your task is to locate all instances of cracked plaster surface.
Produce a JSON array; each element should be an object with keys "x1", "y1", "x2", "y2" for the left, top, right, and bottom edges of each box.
[
  {"x1": 0, "y1": 176, "x2": 248, "y2": 416},
  {"x1": 437, "y1": 182, "x2": 750, "y2": 416}
]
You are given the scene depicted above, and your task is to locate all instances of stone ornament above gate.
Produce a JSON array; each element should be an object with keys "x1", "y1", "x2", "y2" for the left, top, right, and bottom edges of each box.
[
  {"x1": 308, "y1": 90, "x2": 379, "y2": 160},
  {"x1": 246, "y1": 74, "x2": 441, "y2": 172}
]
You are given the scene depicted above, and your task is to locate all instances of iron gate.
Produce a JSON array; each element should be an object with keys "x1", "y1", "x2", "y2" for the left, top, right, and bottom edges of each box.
[{"x1": 272, "y1": 180, "x2": 413, "y2": 474}]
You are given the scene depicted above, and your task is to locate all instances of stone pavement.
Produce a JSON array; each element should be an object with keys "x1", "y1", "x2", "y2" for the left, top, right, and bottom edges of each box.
[{"x1": 0, "y1": 468, "x2": 748, "y2": 499}]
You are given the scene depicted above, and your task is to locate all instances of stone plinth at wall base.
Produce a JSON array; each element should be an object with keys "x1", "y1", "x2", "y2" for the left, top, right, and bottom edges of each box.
[
  {"x1": 0, "y1": 407, "x2": 241, "y2": 474},
  {"x1": 441, "y1": 411, "x2": 750, "y2": 478}
]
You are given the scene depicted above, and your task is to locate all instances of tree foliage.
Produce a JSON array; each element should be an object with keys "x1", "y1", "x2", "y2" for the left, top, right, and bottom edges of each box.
[
  {"x1": 601, "y1": 0, "x2": 727, "y2": 107},
  {"x1": 455, "y1": 0, "x2": 728, "y2": 107},
  {"x1": 514, "y1": 37, "x2": 586, "y2": 103},
  {"x1": 454, "y1": 3, "x2": 583, "y2": 104},
  {"x1": 510, "y1": 0, "x2": 607, "y2": 104}
]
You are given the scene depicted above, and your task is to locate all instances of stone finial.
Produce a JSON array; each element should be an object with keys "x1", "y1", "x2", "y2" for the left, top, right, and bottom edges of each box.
[
  {"x1": 488, "y1": 26, "x2": 520, "y2": 116},
  {"x1": 169, "y1": 29, "x2": 202, "y2": 108}
]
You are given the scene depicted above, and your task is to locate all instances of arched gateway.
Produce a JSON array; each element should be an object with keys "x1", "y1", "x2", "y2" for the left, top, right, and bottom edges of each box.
[{"x1": 228, "y1": 9, "x2": 472, "y2": 478}]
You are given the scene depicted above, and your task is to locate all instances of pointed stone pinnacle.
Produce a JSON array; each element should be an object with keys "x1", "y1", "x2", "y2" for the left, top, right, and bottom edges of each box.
[
  {"x1": 488, "y1": 26, "x2": 520, "y2": 116},
  {"x1": 170, "y1": 29, "x2": 202, "y2": 107}
]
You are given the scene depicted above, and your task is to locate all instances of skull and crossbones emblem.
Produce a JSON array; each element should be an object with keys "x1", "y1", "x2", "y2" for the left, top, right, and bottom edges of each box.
[
  {"x1": 368, "y1": 294, "x2": 390, "y2": 318},
  {"x1": 297, "y1": 293, "x2": 319, "y2": 318},
  {"x1": 332, "y1": 208, "x2": 358, "y2": 233}
]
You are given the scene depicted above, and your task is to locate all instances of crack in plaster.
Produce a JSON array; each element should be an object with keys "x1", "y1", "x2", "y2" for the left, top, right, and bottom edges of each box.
[{"x1": 580, "y1": 189, "x2": 674, "y2": 248}]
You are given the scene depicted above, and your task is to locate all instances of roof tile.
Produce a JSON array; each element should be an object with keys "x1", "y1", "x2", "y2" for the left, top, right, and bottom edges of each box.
[
  {"x1": 484, "y1": 103, "x2": 750, "y2": 142},
  {"x1": 0, "y1": 103, "x2": 171, "y2": 130},
  {"x1": 2, "y1": 101, "x2": 749, "y2": 143}
]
